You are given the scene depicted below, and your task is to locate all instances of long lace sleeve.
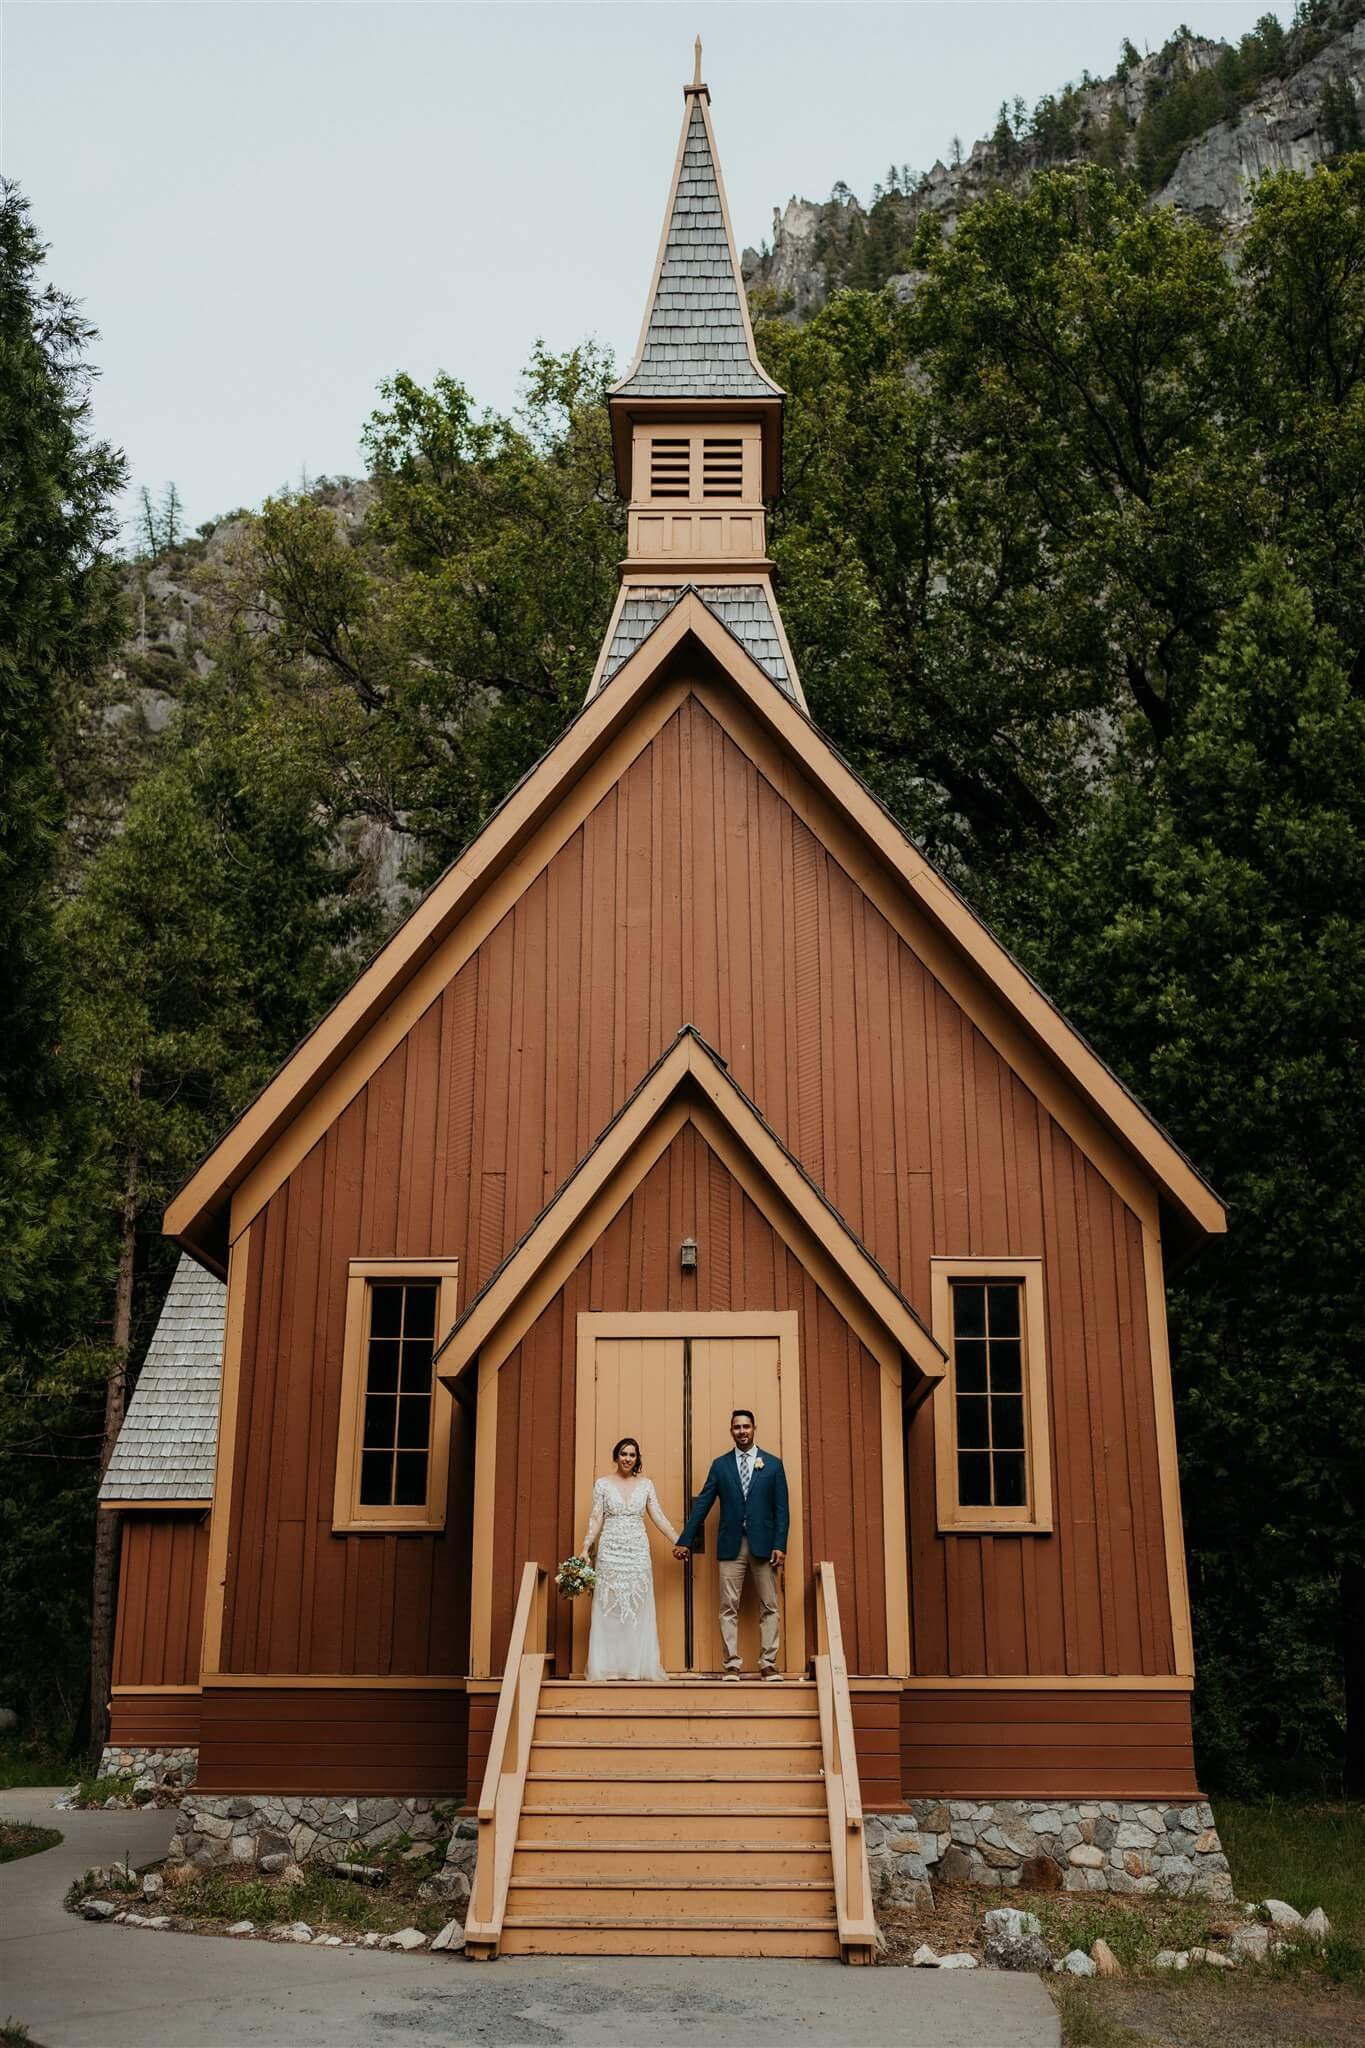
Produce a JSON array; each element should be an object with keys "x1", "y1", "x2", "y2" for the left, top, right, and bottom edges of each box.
[
  {"x1": 645, "y1": 1478, "x2": 678, "y2": 1546},
  {"x1": 581, "y1": 1479, "x2": 604, "y2": 1558}
]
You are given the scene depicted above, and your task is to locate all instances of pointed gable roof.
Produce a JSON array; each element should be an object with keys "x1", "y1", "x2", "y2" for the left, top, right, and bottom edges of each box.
[
  {"x1": 165, "y1": 592, "x2": 1224, "y2": 1273},
  {"x1": 433, "y1": 1026, "x2": 945, "y2": 1385},
  {"x1": 612, "y1": 81, "x2": 780, "y2": 402}
]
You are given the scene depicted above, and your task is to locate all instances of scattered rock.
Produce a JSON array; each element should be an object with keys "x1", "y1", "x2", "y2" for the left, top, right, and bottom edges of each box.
[
  {"x1": 1061, "y1": 1949, "x2": 1097, "y2": 1976},
  {"x1": 103, "y1": 1795, "x2": 122, "y2": 1810},
  {"x1": 123, "y1": 1912, "x2": 150, "y2": 1928},
  {"x1": 81, "y1": 1899, "x2": 118, "y2": 1920},
  {"x1": 1091, "y1": 1938, "x2": 1120, "y2": 1975},
  {"x1": 362, "y1": 1931, "x2": 382, "y2": 1948},
  {"x1": 986, "y1": 1933, "x2": 1051, "y2": 1972},
  {"x1": 332, "y1": 1861, "x2": 385, "y2": 1886},
  {"x1": 431, "y1": 1919, "x2": 467, "y2": 1953},
  {"x1": 281, "y1": 1862, "x2": 306, "y2": 1886},
  {"x1": 1303, "y1": 1906, "x2": 1331, "y2": 1944},
  {"x1": 910, "y1": 1944, "x2": 940, "y2": 1967},
  {"x1": 1189, "y1": 1946, "x2": 1236, "y2": 1968},
  {"x1": 227, "y1": 1920, "x2": 255, "y2": 1935},
  {"x1": 0, "y1": 1707, "x2": 18, "y2": 1734},
  {"x1": 381, "y1": 1926, "x2": 428, "y2": 1951},
  {"x1": 984, "y1": 1907, "x2": 1043, "y2": 1941},
  {"x1": 1231, "y1": 1924, "x2": 1270, "y2": 1962},
  {"x1": 270, "y1": 1921, "x2": 314, "y2": 1943},
  {"x1": 419, "y1": 1868, "x2": 470, "y2": 1904},
  {"x1": 257, "y1": 1853, "x2": 289, "y2": 1875},
  {"x1": 936, "y1": 1953, "x2": 979, "y2": 1969},
  {"x1": 144, "y1": 1915, "x2": 173, "y2": 1930},
  {"x1": 1261, "y1": 1898, "x2": 1303, "y2": 1929},
  {"x1": 401, "y1": 1843, "x2": 436, "y2": 1862},
  {"x1": 141, "y1": 1873, "x2": 164, "y2": 1902},
  {"x1": 1154, "y1": 1948, "x2": 1190, "y2": 1970}
]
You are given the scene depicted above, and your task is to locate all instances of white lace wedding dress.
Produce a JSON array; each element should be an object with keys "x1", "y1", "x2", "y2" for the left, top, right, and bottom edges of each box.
[{"x1": 582, "y1": 1476, "x2": 677, "y2": 1682}]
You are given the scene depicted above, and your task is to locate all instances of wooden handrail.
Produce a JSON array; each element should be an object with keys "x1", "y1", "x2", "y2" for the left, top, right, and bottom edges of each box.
[
  {"x1": 814, "y1": 1560, "x2": 877, "y2": 1964},
  {"x1": 464, "y1": 1561, "x2": 547, "y2": 1959}
]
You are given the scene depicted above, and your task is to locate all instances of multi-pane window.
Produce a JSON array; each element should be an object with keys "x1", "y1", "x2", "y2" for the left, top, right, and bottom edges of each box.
[
  {"x1": 359, "y1": 1282, "x2": 437, "y2": 1508},
  {"x1": 930, "y1": 1257, "x2": 1052, "y2": 1533},
  {"x1": 334, "y1": 1258, "x2": 458, "y2": 1532},
  {"x1": 951, "y1": 1281, "x2": 1026, "y2": 1509}
]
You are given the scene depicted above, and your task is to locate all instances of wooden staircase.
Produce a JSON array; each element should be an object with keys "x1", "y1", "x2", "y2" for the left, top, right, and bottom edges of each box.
[{"x1": 464, "y1": 1562, "x2": 877, "y2": 1963}]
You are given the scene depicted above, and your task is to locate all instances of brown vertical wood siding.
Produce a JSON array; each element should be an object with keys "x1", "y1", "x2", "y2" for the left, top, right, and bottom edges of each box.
[
  {"x1": 489, "y1": 1123, "x2": 888, "y2": 1677},
  {"x1": 219, "y1": 691, "x2": 1177, "y2": 1692},
  {"x1": 902, "y1": 1689, "x2": 1199, "y2": 1799},
  {"x1": 112, "y1": 1513, "x2": 209, "y2": 1690}
]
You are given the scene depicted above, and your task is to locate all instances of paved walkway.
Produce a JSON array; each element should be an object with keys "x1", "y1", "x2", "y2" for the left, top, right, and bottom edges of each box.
[{"x1": 0, "y1": 1789, "x2": 1059, "y2": 2047}]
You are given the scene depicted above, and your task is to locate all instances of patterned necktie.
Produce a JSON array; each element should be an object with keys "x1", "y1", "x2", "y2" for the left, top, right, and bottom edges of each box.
[{"x1": 739, "y1": 1451, "x2": 752, "y2": 1499}]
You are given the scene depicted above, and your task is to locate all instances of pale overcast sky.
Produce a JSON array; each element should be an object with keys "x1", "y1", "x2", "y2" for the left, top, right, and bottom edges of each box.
[{"x1": 4, "y1": 2, "x2": 1282, "y2": 539}]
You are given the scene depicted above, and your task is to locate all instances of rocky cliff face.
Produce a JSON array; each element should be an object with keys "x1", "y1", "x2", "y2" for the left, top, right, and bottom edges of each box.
[
  {"x1": 1162, "y1": 14, "x2": 1365, "y2": 220},
  {"x1": 745, "y1": 7, "x2": 1365, "y2": 316}
]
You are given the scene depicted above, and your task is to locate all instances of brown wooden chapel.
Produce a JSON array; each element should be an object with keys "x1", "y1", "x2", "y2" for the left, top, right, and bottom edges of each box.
[{"x1": 101, "y1": 55, "x2": 1228, "y2": 1960}]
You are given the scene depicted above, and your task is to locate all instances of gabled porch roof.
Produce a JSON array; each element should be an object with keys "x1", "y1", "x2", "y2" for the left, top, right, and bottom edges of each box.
[{"x1": 433, "y1": 1025, "x2": 946, "y2": 1387}]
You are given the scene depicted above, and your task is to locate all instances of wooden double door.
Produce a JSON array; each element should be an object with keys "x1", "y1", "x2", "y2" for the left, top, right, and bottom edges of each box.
[{"x1": 572, "y1": 1313, "x2": 806, "y2": 1675}]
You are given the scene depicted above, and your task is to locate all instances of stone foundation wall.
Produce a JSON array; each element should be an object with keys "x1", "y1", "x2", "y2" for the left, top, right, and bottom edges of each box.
[
  {"x1": 98, "y1": 1744, "x2": 198, "y2": 1794},
  {"x1": 864, "y1": 1814, "x2": 933, "y2": 1906},
  {"x1": 172, "y1": 1793, "x2": 454, "y2": 1871},
  {"x1": 905, "y1": 1798, "x2": 1233, "y2": 1898}
]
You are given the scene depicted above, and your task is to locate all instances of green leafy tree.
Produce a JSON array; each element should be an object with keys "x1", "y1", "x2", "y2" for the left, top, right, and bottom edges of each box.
[{"x1": 61, "y1": 658, "x2": 372, "y2": 1743}]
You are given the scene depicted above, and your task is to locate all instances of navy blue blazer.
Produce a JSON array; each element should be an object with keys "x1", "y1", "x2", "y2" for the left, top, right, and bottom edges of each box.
[{"x1": 678, "y1": 1447, "x2": 790, "y2": 1563}]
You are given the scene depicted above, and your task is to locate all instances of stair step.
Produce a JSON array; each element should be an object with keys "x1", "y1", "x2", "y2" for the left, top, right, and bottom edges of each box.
[
  {"x1": 524, "y1": 1778, "x2": 824, "y2": 1810},
  {"x1": 528, "y1": 1744, "x2": 819, "y2": 1777},
  {"x1": 512, "y1": 1845, "x2": 834, "y2": 1879},
  {"x1": 503, "y1": 1912, "x2": 838, "y2": 1932},
  {"x1": 518, "y1": 1808, "x2": 829, "y2": 1846},
  {"x1": 507, "y1": 1882, "x2": 835, "y2": 1919},
  {"x1": 498, "y1": 1922, "x2": 841, "y2": 1958}
]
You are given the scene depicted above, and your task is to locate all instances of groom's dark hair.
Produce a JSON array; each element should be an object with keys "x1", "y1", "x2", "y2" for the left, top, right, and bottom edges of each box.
[{"x1": 730, "y1": 1408, "x2": 755, "y2": 1427}]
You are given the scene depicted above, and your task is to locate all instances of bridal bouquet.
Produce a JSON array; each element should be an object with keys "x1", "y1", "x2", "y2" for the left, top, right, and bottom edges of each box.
[{"x1": 555, "y1": 1554, "x2": 597, "y2": 1599}]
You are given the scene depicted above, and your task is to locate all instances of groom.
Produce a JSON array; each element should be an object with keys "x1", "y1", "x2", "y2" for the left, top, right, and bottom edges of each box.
[{"x1": 673, "y1": 1408, "x2": 789, "y2": 1681}]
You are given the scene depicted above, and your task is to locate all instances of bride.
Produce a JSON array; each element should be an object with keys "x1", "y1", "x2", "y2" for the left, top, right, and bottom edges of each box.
[{"x1": 580, "y1": 1436, "x2": 678, "y2": 1682}]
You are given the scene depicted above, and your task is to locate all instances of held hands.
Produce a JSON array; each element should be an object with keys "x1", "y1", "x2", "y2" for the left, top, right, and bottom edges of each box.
[{"x1": 672, "y1": 1545, "x2": 690, "y2": 1562}]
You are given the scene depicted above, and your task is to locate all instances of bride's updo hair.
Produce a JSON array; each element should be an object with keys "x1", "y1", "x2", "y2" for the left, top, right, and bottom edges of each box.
[{"x1": 611, "y1": 1436, "x2": 643, "y2": 1473}]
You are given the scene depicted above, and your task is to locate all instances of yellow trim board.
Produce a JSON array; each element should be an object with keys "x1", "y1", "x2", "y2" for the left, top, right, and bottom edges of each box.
[
  {"x1": 198, "y1": 1222, "x2": 250, "y2": 1681},
  {"x1": 929, "y1": 1258, "x2": 1053, "y2": 1536},
  {"x1": 331, "y1": 1259, "x2": 459, "y2": 1534}
]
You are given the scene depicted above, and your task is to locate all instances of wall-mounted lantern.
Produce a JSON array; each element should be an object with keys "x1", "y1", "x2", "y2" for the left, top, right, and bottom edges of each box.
[{"x1": 680, "y1": 1237, "x2": 698, "y2": 1272}]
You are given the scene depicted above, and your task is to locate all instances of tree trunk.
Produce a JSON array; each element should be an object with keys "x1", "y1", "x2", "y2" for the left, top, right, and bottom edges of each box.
[
  {"x1": 1343, "y1": 1557, "x2": 1365, "y2": 1798},
  {"x1": 89, "y1": 1130, "x2": 138, "y2": 1756}
]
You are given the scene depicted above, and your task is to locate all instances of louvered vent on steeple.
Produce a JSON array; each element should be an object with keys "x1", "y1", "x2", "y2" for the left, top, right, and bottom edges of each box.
[
  {"x1": 650, "y1": 438, "x2": 691, "y2": 497},
  {"x1": 702, "y1": 437, "x2": 743, "y2": 497}
]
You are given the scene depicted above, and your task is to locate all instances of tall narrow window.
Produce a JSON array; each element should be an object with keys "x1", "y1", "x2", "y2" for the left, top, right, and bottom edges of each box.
[
  {"x1": 360, "y1": 1281, "x2": 437, "y2": 1507},
  {"x1": 334, "y1": 1259, "x2": 459, "y2": 1531},
  {"x1": 951, "y1": 1281, "x2": 1026, "y2": 1509},
  {"x1": 930, "y1": 1257, "x2": 1052, "y2": 1533}
]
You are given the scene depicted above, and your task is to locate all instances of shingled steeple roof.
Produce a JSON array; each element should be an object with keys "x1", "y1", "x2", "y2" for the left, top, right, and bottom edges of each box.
[{"x1": 613, "y1": 52, "x2": 779, "y2": 402}]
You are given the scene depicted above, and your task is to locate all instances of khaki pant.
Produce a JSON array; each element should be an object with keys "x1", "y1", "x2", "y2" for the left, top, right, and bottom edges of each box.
[{"x1": 717, "y1": 1536, "x2": 780, "y2": 1672}]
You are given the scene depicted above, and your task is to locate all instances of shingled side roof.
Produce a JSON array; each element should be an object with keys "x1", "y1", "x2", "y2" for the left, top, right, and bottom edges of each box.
[
  {"x1": 613, "y1": 93, "x2": 780, "y2": 401},
  {"x1": 602, "y1": 583, "x2": 795, "y2": 697},
  {"x1": 99, "y1": 1255, "x2": 224, "y2": 1502}
]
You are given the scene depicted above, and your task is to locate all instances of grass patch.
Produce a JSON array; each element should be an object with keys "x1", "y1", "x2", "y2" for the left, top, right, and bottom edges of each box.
[
  {"x1": 1033, "y1": 1890, "x2": 1209, "y2": 1970},
  {"x1": 0, "y1": 1823, "x2": 61, "y2": 1865},
  {"x1": 70, "y1": 1771, "x2": 142, "y2": 1809},
  {"x1": 0, "y1": 1736, "x2": 76, "y2": 1790},
  {"x1": 78, "y1": 1834, "x2": 457, "y2": 1943},
  {"x1": 1217, "y1": 1798, "x2": 1365, "y2": 1941},
  {"x1": 1, "y1": 2022, "x2": 38, "y2": 2048}
]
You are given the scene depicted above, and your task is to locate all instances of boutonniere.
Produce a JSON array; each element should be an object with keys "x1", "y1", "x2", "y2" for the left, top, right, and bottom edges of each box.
[{"x1": 754, "y1": 1456, "x2": 764, "y2": 1470}]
